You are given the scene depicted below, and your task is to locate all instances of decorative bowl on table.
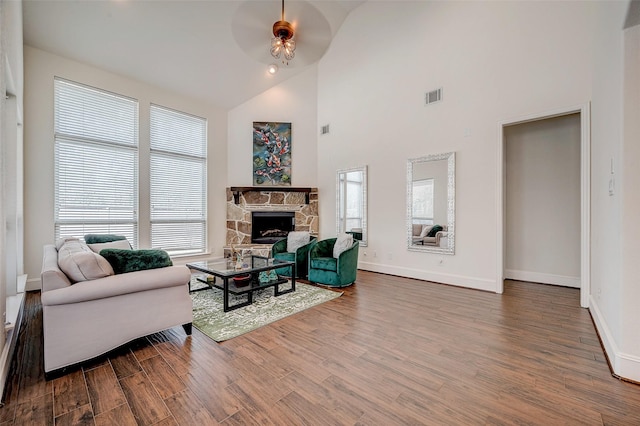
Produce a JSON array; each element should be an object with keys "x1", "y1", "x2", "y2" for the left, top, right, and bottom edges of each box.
[{"x1": 232, "y1": 275, "x2": 251, "y2": 287}]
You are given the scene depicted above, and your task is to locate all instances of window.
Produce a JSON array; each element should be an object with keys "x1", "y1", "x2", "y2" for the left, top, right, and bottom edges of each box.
[
  {"x1": 412, "y1": 178, "x2": 434, "y2": 225},
  {"x1": 150, "y1": 105, "x2": 207, "y2": 255},
  {"x1": 54, "y1": 78, "x2": 139, "y2": 246}
]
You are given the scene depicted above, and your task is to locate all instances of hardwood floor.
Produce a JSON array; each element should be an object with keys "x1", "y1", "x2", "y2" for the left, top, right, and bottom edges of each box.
[{"x1": 1, "y1": 271, "x2": 639, "y2": 425}]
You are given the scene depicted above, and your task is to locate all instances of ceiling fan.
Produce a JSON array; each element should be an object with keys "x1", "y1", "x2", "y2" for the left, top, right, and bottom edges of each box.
[
  {"x1": 270, "y1": 0, "x2": 296, "y2": 64},
  {"x1": 231, "y1": 0, "x2": 332, "y2": 68}
]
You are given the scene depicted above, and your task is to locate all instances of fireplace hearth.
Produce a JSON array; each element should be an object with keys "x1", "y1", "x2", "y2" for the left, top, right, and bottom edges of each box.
[{"x1": 251, "y1": 211, "x2": 295, "y2": 244}]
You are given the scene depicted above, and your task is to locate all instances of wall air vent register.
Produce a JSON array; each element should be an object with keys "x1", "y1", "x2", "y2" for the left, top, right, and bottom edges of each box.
[{"x1": 425, "y1": 88, "x2": 442, "y2": 105}]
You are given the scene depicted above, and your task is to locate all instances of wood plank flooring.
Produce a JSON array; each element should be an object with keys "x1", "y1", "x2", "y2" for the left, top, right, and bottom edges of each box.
[{"x1": 1, "y1": 271, "x2": 640, "y2": 425}]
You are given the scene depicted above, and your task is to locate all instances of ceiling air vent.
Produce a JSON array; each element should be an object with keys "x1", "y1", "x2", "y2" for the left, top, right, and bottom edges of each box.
[
  {"x1": 425, "y1": 88, "x2": 442, "y2": 105},
  {"x1": 321, "y1": 124, "x2": 330, "y2": 135}
]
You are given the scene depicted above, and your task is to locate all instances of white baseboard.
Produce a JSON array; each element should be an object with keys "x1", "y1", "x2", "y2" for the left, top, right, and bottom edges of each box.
[
  {"x1": 26, "y1": 277, "x2": 41, "y2": 292},
  {"x1": 505, "y1": 269, "x2": 580, "y2": 288},
  {"x1": 358, "y1": 261, "x2": 496, "y2": 292},
  {"x1": 589, "y1": 296, "x2": 640, "y2": 383}
]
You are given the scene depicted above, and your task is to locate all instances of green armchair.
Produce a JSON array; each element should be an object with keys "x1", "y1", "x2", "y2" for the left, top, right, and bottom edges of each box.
[
  {"x1": 272, "y1": 236, "x2": 317, "y2": 279},
  {"x1": 308, "y1": 238, "x2": 359, "y2": 287}
]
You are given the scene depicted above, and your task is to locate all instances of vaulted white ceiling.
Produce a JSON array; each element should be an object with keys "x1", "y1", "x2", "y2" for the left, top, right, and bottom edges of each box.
[{"x1": 22, "y1": 0, "x2": 364, "y2": 109}]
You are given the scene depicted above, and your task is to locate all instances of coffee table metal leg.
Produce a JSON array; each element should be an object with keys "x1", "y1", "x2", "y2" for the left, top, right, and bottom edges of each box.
[
  {"x1": 291, "y1": 264, "x2": 296, "y2": 292},
  {"x1": 275, "y1": 264, "x2": 295, "y2": 296},
  {"x1": 223, "y1": 278, "x2": 253, "y2": 312},
  {"x1": 223, "y1": 278, "x2": 229, "y2": 312}
]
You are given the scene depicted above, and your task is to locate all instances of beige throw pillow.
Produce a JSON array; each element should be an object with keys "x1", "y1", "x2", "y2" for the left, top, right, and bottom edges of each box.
[
  {"x1": 287, "y1": 231, "x2": 310, "y2": 253},
  {"x1": 419, "y1": 225, "x2": 433, "y2": 238},
  {"x1": 333, "y1": 233, "x2": 354, "y2": 258},
  {"x1": 55, "y1": 236, "x2": 80, "y2": 250},
  {"x1": 57, "y1": 240, "x2": 114, "y2": 283}
]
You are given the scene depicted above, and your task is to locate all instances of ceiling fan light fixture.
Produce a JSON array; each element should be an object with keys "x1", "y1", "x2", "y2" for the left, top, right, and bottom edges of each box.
[
  {"x1": 270, "y1": 0, "x2": 296, "y2": 64},
  {"x1": 272, "y1": 20, "x2": 294, "y2": 41}
]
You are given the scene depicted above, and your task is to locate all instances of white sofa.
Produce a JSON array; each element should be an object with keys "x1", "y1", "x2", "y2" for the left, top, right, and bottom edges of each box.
[
  {"x1": 41, "y1": 242, "x2": 193, "y2": 378},
  {"x1": 411, "y1": 224, "x2": 448, "y2": 246}
]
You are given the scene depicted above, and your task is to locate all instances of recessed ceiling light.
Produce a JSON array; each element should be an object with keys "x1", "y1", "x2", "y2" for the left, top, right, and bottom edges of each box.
[{"x1": 268, "y1": 64, "x2": 279, "y2": 75}]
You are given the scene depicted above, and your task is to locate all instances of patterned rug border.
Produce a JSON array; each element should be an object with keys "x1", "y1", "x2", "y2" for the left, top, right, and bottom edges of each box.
[{"x1": 190, "y1": 281, "x2": 342, "y2": 342}]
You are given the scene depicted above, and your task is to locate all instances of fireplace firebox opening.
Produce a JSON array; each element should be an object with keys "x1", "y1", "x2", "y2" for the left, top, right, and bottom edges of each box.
[{"x1": 251, "y1": 212, "x2": 295, "y2": 244}]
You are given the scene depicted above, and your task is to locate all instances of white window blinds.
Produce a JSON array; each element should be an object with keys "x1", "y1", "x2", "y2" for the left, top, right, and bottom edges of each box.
[
  {"x1": 54, "y1": 78, "x2": 139, "y2": 246},
  {"x1": 150, "y1": 104, "x2": 207, "y2": 255}
]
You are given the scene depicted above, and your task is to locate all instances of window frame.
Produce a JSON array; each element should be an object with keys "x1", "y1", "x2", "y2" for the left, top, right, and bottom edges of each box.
[
  {"x1": 149, "y1": 103, "x2": 208, "y2": 256},
  {"x1": 53, "y1": 77, "x2": 139, "y2": 246}
]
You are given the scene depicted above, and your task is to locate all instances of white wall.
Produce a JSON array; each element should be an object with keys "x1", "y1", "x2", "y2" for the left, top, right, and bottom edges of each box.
[
  {"x1": 1, "y1": 0, "x2": 25, "y2": 400},
  {"x1": 0, "y1": 0, "x2": 6, "y2": 328},
  {"x1": 505, "y1": 114, "x2": 581, "y2": 287},
  {"x1": 620, "y1": 23, "x2": 640, "y2": 373},
  {"x1": 588, "y1": 1, "x2": 630, "y2": 380},
  {"x1": 317, "y1": 1, "x2": 594, "y2": 290},
  {"x1": 3, "y1": 0, "x2": 25, "y2": 294},
  {"x1": 23, "y1": 46, "x2": 228, "y2": 285},
  {"x1": 228, "y1": 67, "x2": 318, "y2": 187}
]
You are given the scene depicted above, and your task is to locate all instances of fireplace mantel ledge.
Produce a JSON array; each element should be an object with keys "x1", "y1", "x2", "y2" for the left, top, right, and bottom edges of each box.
[
  {"x1": 243, "y1": 204, "x2": 307, "y2": 212},
  {"x1": 229, "y1": 186, "x2": 313, "y2": 204}
]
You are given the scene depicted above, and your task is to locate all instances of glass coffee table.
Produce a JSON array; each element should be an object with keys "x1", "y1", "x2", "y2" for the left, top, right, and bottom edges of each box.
[{"x1": 186, "y1": 256, "x2": 296, "y2": 312}]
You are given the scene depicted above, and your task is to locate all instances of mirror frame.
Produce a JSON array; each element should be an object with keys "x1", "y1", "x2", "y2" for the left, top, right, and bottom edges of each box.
[
  {"x1": 407, "y1": 152, "x2": 455, "y2": 254},
  {"x1": 336, "y1": 165, "x2": 368, "y2": 247}
]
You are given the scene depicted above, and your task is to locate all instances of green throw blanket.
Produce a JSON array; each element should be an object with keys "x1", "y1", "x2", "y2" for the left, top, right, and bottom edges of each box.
[{"x1": 100, "y1": 249, "x2": 172, "y2": 274}]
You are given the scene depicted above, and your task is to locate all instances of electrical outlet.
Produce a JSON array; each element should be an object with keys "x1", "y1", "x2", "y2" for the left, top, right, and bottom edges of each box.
[
  {"x1": 373, "y1": 251, "x2": 377, "y2": 258},
  {"x1": 387, "y1": 253, "x2": 393, "y2": 260},
  {"x1": 363, "y1": 251, "x2": 367, "y2": 257},
  {"x1": 438, "y1": 257, "x2": 444, "y2": 265}
]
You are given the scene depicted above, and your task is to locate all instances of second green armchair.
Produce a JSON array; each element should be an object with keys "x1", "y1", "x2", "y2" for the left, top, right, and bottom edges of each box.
[{"x1": 308, "y1": 237, "x2": 359, "y2": 287}]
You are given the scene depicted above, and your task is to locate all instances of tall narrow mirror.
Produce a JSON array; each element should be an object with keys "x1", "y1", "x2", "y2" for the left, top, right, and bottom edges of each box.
[
  {"x1": 407, "y1": 152, "x2": 455, "y2": 254},
  {"x1": 336, "y1": 166, "x2": 368, "y2": 247}
]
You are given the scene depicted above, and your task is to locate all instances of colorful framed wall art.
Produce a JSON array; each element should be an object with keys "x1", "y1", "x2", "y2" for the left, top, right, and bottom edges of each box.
[{"x1": 252, "y1": 121, "x2": 292, "y2": 186}]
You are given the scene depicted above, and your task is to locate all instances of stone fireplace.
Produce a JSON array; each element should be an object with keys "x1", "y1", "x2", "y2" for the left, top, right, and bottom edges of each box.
[{"x1": 226, "y1": 187, "x2": 318, "y2": 255}]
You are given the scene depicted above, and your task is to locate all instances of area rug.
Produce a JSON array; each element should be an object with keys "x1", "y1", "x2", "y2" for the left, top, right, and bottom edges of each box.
[{"x1": 190, "y1": 280, "x2": 342, "y2": 342}]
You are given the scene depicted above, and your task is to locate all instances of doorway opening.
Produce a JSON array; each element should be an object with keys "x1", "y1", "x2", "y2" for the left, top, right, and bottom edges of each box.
[{"x1": 497, "y1": 104, "x2": 590, "y2": 308}]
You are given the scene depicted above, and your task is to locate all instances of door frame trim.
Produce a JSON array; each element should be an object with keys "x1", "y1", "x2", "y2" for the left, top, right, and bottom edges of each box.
[{"x1": 496, "y1": 103, "x2": 590, "y2": 308}]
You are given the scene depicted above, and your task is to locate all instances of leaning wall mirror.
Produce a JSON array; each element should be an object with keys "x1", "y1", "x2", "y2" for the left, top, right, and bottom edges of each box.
[
  {"x1": 336, "y1": 166, "x2": 368, "y2": 247},
  {"x1": 407, "y1": 152, "x2": 455, "y2": 254}
]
